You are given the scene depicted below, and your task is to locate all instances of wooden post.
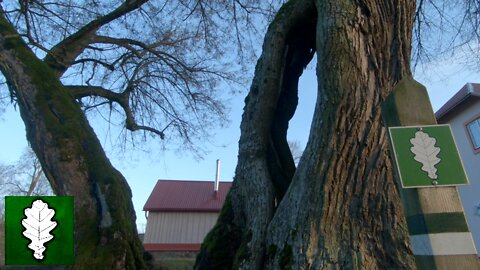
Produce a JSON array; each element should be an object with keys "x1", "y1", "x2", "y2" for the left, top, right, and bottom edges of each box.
[{"x1": 382, "y1": 78, "x2": 480, "y2": 270}]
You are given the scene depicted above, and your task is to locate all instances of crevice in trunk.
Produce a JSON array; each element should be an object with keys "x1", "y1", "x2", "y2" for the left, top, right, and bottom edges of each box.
[
  {"x1": 197, "y1": 0, "x2": 417, "y2": 268},
  {"x1": 267, "y1": 10, "x2": 317, "y2": 202}
]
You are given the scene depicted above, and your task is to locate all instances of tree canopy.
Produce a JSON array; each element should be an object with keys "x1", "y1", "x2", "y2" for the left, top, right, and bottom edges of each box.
[
  {"x1": 0, "y1": 0, "x2": 281, "y2": 154},
  {"x1": 0, "y1": 0, "x2": 477, "y2": 153},
  {"x1": 413, "y1": 0, "x2": 480, "y2": 69}
]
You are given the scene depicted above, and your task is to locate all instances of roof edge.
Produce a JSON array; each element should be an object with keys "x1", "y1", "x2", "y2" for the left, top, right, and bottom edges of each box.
[
  {"x1": 435, "y1": 83, "x2": 480, "y2": 121},
  {"x1": 155, "y1": 179, "x2": 233, "y2": 183},
  {"x1": 144, "y1": 208, "x2": 222, "y2": 213}
]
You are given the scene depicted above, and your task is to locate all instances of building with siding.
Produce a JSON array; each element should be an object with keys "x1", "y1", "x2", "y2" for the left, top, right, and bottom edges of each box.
[
  {"x1": 436, "y1": 82, "x2": 480, "y2": 256},
  {"x1": 143, "y1": 179, "x2": 232, "y2": 253}
]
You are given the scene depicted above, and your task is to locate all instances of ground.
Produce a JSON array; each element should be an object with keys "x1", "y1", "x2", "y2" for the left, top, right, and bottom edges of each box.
[{"x1": 144, "y1": 251, "x2": 196, "y2": 270}]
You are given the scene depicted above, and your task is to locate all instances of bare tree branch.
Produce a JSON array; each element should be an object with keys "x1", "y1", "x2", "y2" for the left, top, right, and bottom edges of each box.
[
  {"x1": 413, "y1": 0, "x2": 480, "y2": 70},
  {"x1": 2, "y1": 0, "x2": 281, "y2": 155},
  {"x1": 68, "y1": 85, "x2": 170, "y2": 139},
  {"x1": 43, "y1": 0, "x2": 149, "y2": 77},
  {"x1": 0, "y1": 148, "x2": 52, "y2": 197}
]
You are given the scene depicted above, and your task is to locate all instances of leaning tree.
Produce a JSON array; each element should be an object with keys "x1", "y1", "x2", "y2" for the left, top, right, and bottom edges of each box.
[
  {"x1": 195, "y1": 0, "x2": 480, "y2": 269},
  {"x1": 0, "y1": 0, "x2": 280, "y2": 268}
]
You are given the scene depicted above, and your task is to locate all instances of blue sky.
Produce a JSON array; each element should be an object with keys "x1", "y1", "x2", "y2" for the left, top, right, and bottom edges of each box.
[{"x1": 0, "y1": 51, "x2": 478, "y2": 232}]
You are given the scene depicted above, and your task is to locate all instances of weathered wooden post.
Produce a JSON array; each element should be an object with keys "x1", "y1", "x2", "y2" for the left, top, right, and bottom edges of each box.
[{"x1": 382, "y1": 78, "x2": 480, "y2": 270}]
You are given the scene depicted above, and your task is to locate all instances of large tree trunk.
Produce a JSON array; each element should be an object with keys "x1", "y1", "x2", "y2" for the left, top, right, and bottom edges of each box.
[
  {"x1": 196, "y1": 0, "x2": 417, "y2": 269},
  {"x1": 0, "y1": 14, "x2": 144, "y2": 269}
]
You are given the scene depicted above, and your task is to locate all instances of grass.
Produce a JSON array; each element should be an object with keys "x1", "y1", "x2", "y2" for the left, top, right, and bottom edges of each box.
[{"x1": 149, "y1": 258, "x2": 195, "y2": 270}]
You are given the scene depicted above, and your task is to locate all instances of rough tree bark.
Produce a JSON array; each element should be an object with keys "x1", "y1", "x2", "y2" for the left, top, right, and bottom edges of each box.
[
  {"x1": 196, "y1": 0, "x2": 417, "y2": 269},
  {"x1": 0, "y1": 14, "x2": 144, "y2": 269}
]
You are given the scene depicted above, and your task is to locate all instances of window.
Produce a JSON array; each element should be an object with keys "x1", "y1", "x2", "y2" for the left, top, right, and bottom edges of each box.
[{"x1": 466, "y1": 117, "x2": 480, "y2": 151}]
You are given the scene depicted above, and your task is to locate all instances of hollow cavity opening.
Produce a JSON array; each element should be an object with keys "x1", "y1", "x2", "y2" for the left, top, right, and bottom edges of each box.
[{"x1": 287, "y1": 56, "x2": 317, "y2": 165}]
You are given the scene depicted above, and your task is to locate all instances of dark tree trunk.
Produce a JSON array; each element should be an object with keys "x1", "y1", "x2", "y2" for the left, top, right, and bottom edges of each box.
[
  {"x1": 0, "y1": 14, "x2": 144, "y2": 269},
  {"x1": 196, "y1": 0, "x2": 417, "y2": 269}
]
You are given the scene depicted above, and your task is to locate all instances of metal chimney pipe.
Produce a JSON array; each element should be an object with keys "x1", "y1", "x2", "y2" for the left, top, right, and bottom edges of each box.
[{"x1": 214, "y1": 159, "x2": 220, "y2": 192}]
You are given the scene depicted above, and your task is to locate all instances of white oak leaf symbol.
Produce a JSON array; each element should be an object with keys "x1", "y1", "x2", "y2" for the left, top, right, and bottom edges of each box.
[
  {"x1": 409, "y1": 130, "x2": 441, "y2": 180},
  {"x1": 22, "y1": 199, "x2": 57, "y2": 260}
]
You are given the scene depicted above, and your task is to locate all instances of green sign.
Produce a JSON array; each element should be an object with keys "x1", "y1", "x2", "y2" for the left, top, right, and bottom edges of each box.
[
  {"x1": 388, "y1": 125, "x2": 469, "y2": 188},
  {"x1": 5, "y1": 196, "x2": 74, "y2": 265}
]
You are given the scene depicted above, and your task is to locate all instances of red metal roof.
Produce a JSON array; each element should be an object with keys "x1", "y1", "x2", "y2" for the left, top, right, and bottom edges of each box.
[
  {"x1": 143, "y1": 180, "x2": 232, "y2": 212},
  {"x1": 143, "y1": 243, "x2": 201, "y2": 252},
  {"x1": 436, "y1": 83, "x2": 480, "y2": 121}
]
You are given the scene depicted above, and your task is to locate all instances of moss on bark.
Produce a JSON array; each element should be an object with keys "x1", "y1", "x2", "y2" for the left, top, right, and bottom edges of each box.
[
  {"x1": 195, "y1": 196, "x2": 243, "y2": 269},
  {"x1": 279, "y1": 245, "x2": 293, "y2": 270},
  {"x1": 0, "y1": 13, "x2": 144, "y2": 270}
]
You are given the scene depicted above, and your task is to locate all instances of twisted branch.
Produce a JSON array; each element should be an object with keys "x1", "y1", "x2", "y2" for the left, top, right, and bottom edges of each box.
[{"x1": 68, "y1": 85, "x2": 167, "y2": 139}]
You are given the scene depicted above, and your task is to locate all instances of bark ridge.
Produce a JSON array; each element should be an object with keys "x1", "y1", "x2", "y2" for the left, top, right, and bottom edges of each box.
[{"x1": 196, "y1": 0, "x2": 417, "y2": 269}]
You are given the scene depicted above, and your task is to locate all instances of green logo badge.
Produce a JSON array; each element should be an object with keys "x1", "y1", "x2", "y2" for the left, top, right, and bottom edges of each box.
[
  {"x1": 388, "y1": 125, "x2": 469, "y2": 188},
  {"x1": 5, "y1": 196, "x2": 74, "y2": 265}
]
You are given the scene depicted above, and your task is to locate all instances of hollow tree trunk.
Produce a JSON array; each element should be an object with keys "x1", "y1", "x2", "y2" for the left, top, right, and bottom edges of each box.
[
  {"x1": 196, "y1": 0, "x2": 417, "y2": 269},
  {"x1": 0, "y1": 14, "x2": 144, "y2": 269}
]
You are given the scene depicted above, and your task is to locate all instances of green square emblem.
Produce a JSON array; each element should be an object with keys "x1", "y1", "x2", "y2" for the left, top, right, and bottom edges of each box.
[
  {"x1": 5, "y1": 196, "x2": 74, "y2": 265},
  {"x1": 388, "y1": 125, "x2": 469, "y2": 188}
]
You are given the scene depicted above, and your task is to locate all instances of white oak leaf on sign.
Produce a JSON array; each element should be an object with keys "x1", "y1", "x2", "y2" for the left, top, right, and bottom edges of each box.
[
  {"x1": 22, "y1": 199, "x2": 57, "y2": 260},
  {"x1": 409, "y1": 130, "x2": 441, "y2": 180}
]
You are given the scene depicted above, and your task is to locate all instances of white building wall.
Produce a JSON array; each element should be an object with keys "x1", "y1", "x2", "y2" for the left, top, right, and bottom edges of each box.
[
  {"x1": 143, "y1": 212, "x2": 219, "y2": 244},
  {"x1": 444, "y1": 101, "x2": 480, "y2": 255}
]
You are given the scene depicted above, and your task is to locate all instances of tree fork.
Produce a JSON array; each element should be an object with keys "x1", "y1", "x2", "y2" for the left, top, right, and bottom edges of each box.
[
  {"x1": 195, "y1": 0, "x2": 317, "y2": 268},
  {"x1": 268, "y1": 5, "x2": 317, "y2": 201},
  {"x1": 198, "y1": 0, "x2": 419, "y2": 268},
  {"x1": 0, "y1": 13, "x2": 144, "y2": 269}
]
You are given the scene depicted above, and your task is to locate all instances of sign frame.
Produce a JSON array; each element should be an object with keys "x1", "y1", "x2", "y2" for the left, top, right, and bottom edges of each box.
[
  {"x1": 5, "y1": 196, "x2": 75, "y2": 266},
  {"x1": 388, "y1": 124, "x2": 469, "y2": 188}
]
